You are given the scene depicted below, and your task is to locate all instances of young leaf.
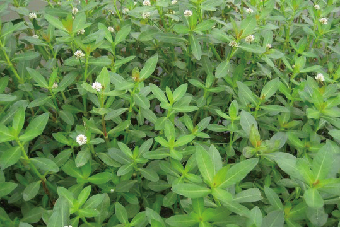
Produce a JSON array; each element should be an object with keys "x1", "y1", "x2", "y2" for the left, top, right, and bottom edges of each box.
[
  {"x1": 303, "y1": 188, "x2": 324, "y2": 208},
  {"x1": 190, "y1": 34, "x2": 202, "y2": 60},
  {"x1": 172, "y1": 183, "x2": 211, "y2": 198},
  {"x1": 26, "y1": 68, "x2": 48, "y2": 88},
  {"x1": 264, "y1": 187, "x2": 283, "y2": 210},
  {"x1": 23, "y1": 181, "x2": 41, "y2": 201},
  {"x1": 115, "y1": 202, "x2": 128, "y2": 224},
  {"x1": 139, "y1": 54, "x2": 158, "y2": 80},
  {"x1": 30, "y1": 158, "x2": 59, "y2": 173},
  {"x1": 196, "y1": 145, "x2": 215, "y2": 186}
]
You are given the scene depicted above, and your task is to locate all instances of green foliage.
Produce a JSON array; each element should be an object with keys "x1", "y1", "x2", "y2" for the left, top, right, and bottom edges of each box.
[{"x1": 1, "y1": 0, "x2": 340, "y2": 226}]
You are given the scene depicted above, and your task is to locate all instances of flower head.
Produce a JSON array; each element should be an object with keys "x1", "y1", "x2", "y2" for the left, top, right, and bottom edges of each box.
[
  {"x1": 92, "y1": 82, "x2": 103, "y2": 92},
  {"x1": 74, "y1": 50, "x2": 85, "y2": 59},
  {"x1": 134, "y1": 1, "x2": 137, "y2": 6},
  {"x1": 184, "y1": 10, "x2": 192, "y2": 17},
  {"x1": 76, "y1": 134, "x2": 87, "y2": 146},
  {"x1": 29, "y1": 12, "x2": 37, "y2": 19},
  {"x1": 314, "y1": 4, "x2": 320, "y2": 10},
  {"x1": 266, "y1": 43, "x2": 272, "y2": 49},
  {"x1": 110, "y1": 189, "x2": 115, "y2": 193},
  {"x1": 245, "y1": 35, "x2": 255, "y2": 43},
  {"x1": 52, "y1": 83, "x2": 58, "y2": 89},
  {"x1": 229, "y1": 40, "x2": 239, "y2": 48},
  {"x1": 315, "y1": 73, "x2": 325, "y2": 82},
  {"x1": 143, "y1": 0, "x2": 151, "y2": 6},
  {"x1": 72, "y1": 7, "x2": 79, "y2": 15},
  {"x1": 319, "y1": 17, "x2": 328, "y2": 24},
  {"x1": 246, "y1": 8, "x2": 253, "y2": 14},
  {"x1": 32, "y1": 35, "x2": 39, "y2": 38},
  {"x1": 122, "y1": 8, "x2": 129, "y2": 14},
  {"x1": 108, "y1": 26, "x2": 115, "y2": 32},
  {"x1": 172, "y1": 0, "x2": 178, "y2": 4},
  {"x1": 142, "y1": 12, "x2": 151, "y2": 19},
  {"x1": 77, "y1": 29, "x2": 85, "y2": 35}
]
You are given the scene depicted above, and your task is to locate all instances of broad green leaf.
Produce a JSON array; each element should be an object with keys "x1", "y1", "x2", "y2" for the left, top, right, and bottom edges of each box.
[
  {"x1": 190, "y1": 34, "x2": 202, "y2": 60},
  {"x1": 196, "y1": 145, "x2": 215, "y2": 186},
  {"x1": 0, "y1": 94, "x2": 17, "y2": 102},
  {"x1": 312, "y1": 148, "x2": 333, "y2": 180},
  {"x1": 134, "y1": 93, "x2": 150, "y2": 109},
  {"x1": 195, "y1": 19, "x2": 216, "y2": 32},
  {"x1": 215, "y1": 60, "x2": 230, "y2": 79},
  {"x1": 166, "y1": 214, "x2": 198, "y2": 227},
  {"x1": 0, "y1": 146, "x2": 21, "y2": 170},
  {"x1": 88, "y1": 172, "x2": 112, "y2": 185},
  {"x1": 59, "y1": 110, "x2": 74, "y2": 125},
  {"x1": 139, "y1": 54, "x2": 158, "y2": 80},
  {"x1": 262, "y1": 210, "x2": 284, "y2": 227},
  {"x1": 234, "y1": 188, "x2": 262, "y2": 203},
  {"x1": 117, "y1": 163, "x2": 134, "y2": 176},
  {"x1": 23, "y1": 181, "x2": 41, "y2": 201},
  {"x1": 115, "y1": 25, "x2": 131, "y2": 45},
  {"x1": 30, "y1": 158, "x2": 59, "y2": 173},
  {"x1": 115, "y1": 202, "x2": 128, "y2": 224},
  {"x1": 140, "y1": 168, "x2": 159, "y2": 182},
  {"x1": 247, "y1": 206, "x2": 262, "y2": 227},
  {"x1": 174, "y1": 135, "x2": 195, "y2": 147},
  {"x1": 26, "y1": 68, "x2": 48, "y2": 88},
  {"x1": 44, "y1": 14, "x2": 67, "y2": 31},
  {"x1": 260, "y1": 78, "x2": 280, "y2": 101},
  {"x1": 237, "y1": 81, "x2": 258, "y2": 105},
  {"x1": 172, "y1": 183, "x2": 211, "y2": 198},
  {"x1": 57, "y1": 187, "x2": 74, "y2": 205},
  {"x1": 219, "y1": 158, "x2": 258, "y2": 188},
  {"x1": 240, "y1": 111, "x2": 257, "y2": 136},
  {"x1": 83, "y1": 194, "x2": 105, "y2": 209},
  {"x1": 78, "y1": 185, "x2": 91, "y2": 206},
  {"x1": 151, "y1": 84, "x2": 168, "y2": 103},
  {"x1": 173, "y1": 84, "x2": 187, "y2": 102},
  {"x1": 264, "y1": 187, "x2": 283, "y2": 210},
  {"x1": 303, "y1": 188, "x2": 324, "y2": 208},
  {"x1": 0, "y1": 182, "x2": 18, "y2": 197},
  {"x1": 61, "y1": 160, "x2": 83, "y2": 179},
  {"x1": 240, "y1": 15, "x2": 257, "y2": 38},
  {"x1": 75, "y1": 148, "x2": 91, "y2": 167},
  {"x1": 269, "y1": 152, "x2": 303, "y2": 181}
]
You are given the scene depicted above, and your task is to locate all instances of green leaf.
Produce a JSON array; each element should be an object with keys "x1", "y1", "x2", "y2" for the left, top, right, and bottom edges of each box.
[
  {"x1": 44, "y1": 14, "x2": 67, "y2": 31},
  {"x1": 303, "y1": 188, "x2": 324, "y2": 208},
  {"x1": 117, "y1": 163, "x2": 134, "y2": 176},
  {"x1": 61, "y1": 160, "x2": 83, "y2": 179},
  {"x1": 88, "y1": 172, "x2": 112, "y2": 185},
  {"x1": 140, "y1": 168, "x2": 159, "y2": 182},
  {"x1": 139, "y1": 54, "x2": 158, "y2": 80},
  {"x1": 13, "y1": 106, "x2": 25, "y2": 134},
  {"x1": 262, "y1": 210, "x2": 284, "y2": 227},
  {"x1": 0, "y1": 146, "x2": 21, "y2": 170},
  {"x1": 195, "y1": 19, "x2": 216, "y2": 32},
  {"x1": 172, "y1": 183, "x2": 211, "y2": 198},
  {"x1": 234, "y1": 188, "x2": 262, "y2": 203},
  {"x1": 134, "y1": 93, "x2": 150, "y2": 109},
  {"x1": 173, "y1": 84, "x2": 187, "y2": 102},
  {"x1": 115, "y1": 202, "x2": 128, "y2": 224},
  {"x1": 0, "y1": 182, "x2": 18, "y2": 197},
  {"x1": 190, "y1": 34, "x2": 202, "y2": 60},
  {"x1": 264, "y1": 187, "x2": 283, "y2": 210},
  {"x1": 240, "y1": 15, "x2": 257, "y2": 38},
  {"x1": 0, "y1": 94, "x2": 17, "y2": 102},
  {"x1": 151, "y1": 84, "x2": 168, "y2": 103},
  {"x1": 23, "y1": 181, "x2": 41, "y2": 201},
  {"x1": 78, "y1": 185, "x2": 91, "y2": 206},
  {"x1": 215, "y1": 60, "x2": 230, "y2": 79},
  {"x1": 27, "y1": 96, "x2": 51, "y2": 108},
  {"x1": 21, "y1": 207, "x2": 44, "y2": 224},
  {"x1": 240, "y1": 111, "x2": 257, "y2": 137},
  {"x1": 174, "y1": 135, "x2": 195, "y2": 147},
  {"x1": 237, "y1": 81, "x2": 258, "y2": 105},
  {"x1": 0, "y1": 124, "x2": 15, "y2": 143},
  {"x1": 196, "y1": 145, "x2": 215, "y2": 186},
  {"x1": 219, "y1": 158, "x2": 258, "y2": 188},
  {"x1": 30, "y1": 158, "x2": 59, "y2": 173},
  {"x1": 83, "y1": 194, "x2": 105, "y2": 209},
  {"x1": 75, "y1": 147, "x2": 91, "y2": 167},
  {"x1": 57, "y1": 187, "x2": 74, "y2": 205},
  {"x1": 260, "y1": 78, "x2": 280, "y2": 101},
  {"x1": 115, "y1": 25, "x2": 131, "y2": 45},
  {"x1": 248, "y1": 206, "x2": 262, "y2": 227},
  {"x1": 59, "y1": 110, "x2": 74, "y2": 125},
  {"x1": 26, "y1": 68, "x2": 48, "y2": 88},
  {"x1": 166, "y1": 214, "x2": 198, "y2": 227},
  {"x1": 312, "y1": 147, "x2": 333, "y2": 180}
]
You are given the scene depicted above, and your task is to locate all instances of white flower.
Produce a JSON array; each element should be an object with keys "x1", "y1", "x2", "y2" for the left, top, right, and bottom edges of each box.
[
  {"x1": 108, "y1": 10, "x2": 115, "y2": 15},
  {"x1": 229, "y1": 40, "x2": 239, "y2": 48},
  {"x1": 184, "y1": 10, "x2": 192, "y2": 17},
  {"x1": 266, "y1": 43, "x2": 272, "y2": 49},
  {"x1": 245, "y1": 35, "x2": 255, "y2": 43},
  {"x1": 108, "y1": 26, "x2": 115, "y2": 32},
  {"x1": 74, "y1": 50, "x2": 85, "y2": 59},
  {"x1": 292, "y1": 64, "x2": 295, "y2": 68},
  {"x1": 319, "y1": 17, "x2": 328, "y2": 24},
  {"x1": 246, "y1": 8, "x2": 253, "y2": 14},
  {"x1": 92, "y1": 82, "x2": 103, "y2": 92},
  {"x1": 32, "y1": 35, "x2": 39, "y2": 38},
  {"x1": 315, "y1": 73, "x2": 325, "y2": 82},
  {"x1": 142, "y1": 12, "x2": 151, "y2": 19},
  {"x1": 29, "y1": 12, "x2": 37, "y2": 19},
  {"x1": 52, "y1": 83, "x2": 58, "y2": 89},
  {"x1": 122, "y1": 8, "x2": 129, "y2": 14},
  {"x1": 56, "y1": 2, "x2": 61, "y2": 6},
  {"x1": 110, "y1": 189, "x2": 115, "y2": 193},
  {"x1": 77, "y1": 29, "x2": 85, "y2": 35},
  {"x1": 314, "y1": 4, "x2": 320, "y2": 10},
  {"x1": 172, "y1": 0, "x2": 178, "y2": 4},
  {"x1": 72, "y1": 7, "x2": 79, "y2": 15},
  {"x1": 143, "y1": 0, "x2": 151, "y2": 6},
  {"x1": 134, "y1": 1, "x2": 137, "y2": 6},
  {"x1": 76, "y1": 134, "x2": 87, "y2": 146}
]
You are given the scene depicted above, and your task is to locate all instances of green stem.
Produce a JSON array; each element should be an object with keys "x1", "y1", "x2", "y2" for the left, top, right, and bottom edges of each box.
[{"x1": 0, "y1": 40, "x2": 23, "y2": 83}]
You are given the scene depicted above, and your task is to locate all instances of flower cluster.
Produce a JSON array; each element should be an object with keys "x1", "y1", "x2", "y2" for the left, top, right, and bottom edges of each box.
[
  {"x1": 29, "y1": 12, "x2": 37, "y2": 19},
  {"x1": 143, "y1": 0, "x2": 151, "y2": 6},
  {"x1": 77, "y1": 29, "x2": 85, "y2": 35},
  {"x1": 76, "y1": 134, "x2": 87, "y2": 146},
  {"x1": 319, "y1": 18, "x2": 328, "y2": 24},
  {"x1": 74, "y1": 50, "x2": 85, "y2": 59},
  {"x1": 52, "y1": 83, "x2": 58, "y2": 89},
  {"x1": 229, "y1": 40, "x2": 239, "y2": 48},
  {"x1": 32, "y1": 35, "x2": 39, "y2": 39},
  {"x1": 143, "y1": 12, "x2": 151, "y2": 19},
  {"x1": 72, "y1": 7, "x2": 78, "y2": 15},
  {"x1": 246, "y1": 8, "x2": 253, "y2": 14},
  {"x1": 245, "y1": 35, "x2": 255, "y2": 43},
  {"x1": 184, "y1": 10, "x2": 192, "y2": 17},
  {"x1": 315, "y1": 73, "x2": 325, "y2": 82},
  {"x1": 108, "y1": 26, "x2": 115, "y2": 32},
  {"x1": 314, "y1": 4, "x2": 320, "y2": 10},
  {"x1": 92, "y1": 82, "x2": 103, "y2": 92},
  {"x1": 172, "y1": 0, "x2": 178, "y2": 4}
]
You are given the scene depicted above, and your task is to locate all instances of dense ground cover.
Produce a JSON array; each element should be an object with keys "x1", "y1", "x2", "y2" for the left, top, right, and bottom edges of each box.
[{"x1": 1, "y1": 0, "x2": 340, "y2": 226}]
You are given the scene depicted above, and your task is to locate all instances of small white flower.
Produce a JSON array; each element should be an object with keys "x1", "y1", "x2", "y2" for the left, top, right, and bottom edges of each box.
[
  {"x1": 74, "y1": 50, "x2": 85, "y2": 59},
  {"x1": 172, "y1": 0, "x2": 178, "y2": 4},
  {"x1": 110, "y1": 189, "x2": 115, "y2": 193},
  {"x1": 266, "y1": 43, "x2": 272, "y2": 49},
  {"x1": 245, "y1": 35, "x2": 255, "y2": 43},
  {"x1": 77, "y1": 29, "x2": 85, "y2": 35},
  {"x1": 229, "y1": 40, "x2": 239, "y2": 48},
  {"x1": 319, "y1": 17, "x2": 328, "y2": 24},
  {"x1": 32, "y1": 35, "x2": 39, "y2": 38},
  {"x1": 184, "y1": 10, "x2": 192, "y2": 17},
  {"x1": 134, "y1": 1, "x2": 137, "y2": 6},
  {"x1": 92, "y1": 82, "x2": 103, "y2": 92},
  {"x1": 246, "y1": 8, "x2": 253, "y2": 14},
  {"x1": 315, "y1": 73, "x2": 325, "y2": 82},
  {"x1": 76, "y1": 134, "x2": 87, "y2": 146},
  {"x1": 314, "y1": 4, "x2": 320, "y2": 10},
  {"x1": 52, "y1": 83, "x2": 58, "y2": 89},
  {"x1": 292, "y1": 64, "x2": 295, "y2": 68},
  {"x1": 108, "y1": 10, "x2": 115, "y2": 15},
  {"x1": 72, "y1": 7, "x2": 79, "y2": 15},
  {"x1": 108, "y1": 26, "x2": 115, "y2": 32},
  {"x1": 29, "y1": 12, "x2": 37, "y2": 19},
  {"x1": 143, "y1": 0, "x2": 151, "y2": 6},
  {"x1": 122, "y1": 8, "x2": 129, "y2": 14},
  {"x1": 56, "y1": 2, "x2": 61, "y2": 6},
  {"x1": 142, "y1": 12, "x2": 151, "y2": 19}
]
